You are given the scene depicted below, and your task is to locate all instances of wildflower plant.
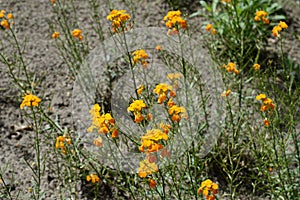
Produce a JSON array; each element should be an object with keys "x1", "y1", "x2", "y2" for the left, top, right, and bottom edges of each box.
[{"x1": 1, "y1": 0, "x2": 299, "y2": 200}]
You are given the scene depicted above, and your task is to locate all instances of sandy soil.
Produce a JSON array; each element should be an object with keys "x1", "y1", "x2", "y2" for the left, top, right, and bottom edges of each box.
[{"x1": 0, "y1": 0, "x2": 299, "y2": 199}]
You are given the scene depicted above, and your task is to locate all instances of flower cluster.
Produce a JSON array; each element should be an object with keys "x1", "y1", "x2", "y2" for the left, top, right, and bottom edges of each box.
[
  {"x1": 256, "y1": 94, "x2": 275, "y2": 113},
  {"x1": 106, "y1": 9, "x2": 131, "y2": 33},
  {"x1": 139, "y1": 128, "x2": 168, "y2": 153},
  {"x1": 88, "y1": 104, "x2": 118, "y2": 138},
  {"x1": 205, "y1": 24, "x2": 217, "y2": 35},
  {"x1": 198, "y1": 179, "x2": 219, "y2": 200},
  {"x1": 163, "y1": 10, "x2": 187, "y2": 31},
  {"x1": 127, "y1": 99, "x2": 148, "y2": 123},
  {"x1": 225, "y1": 62, "x2": 239, "y2": 74},
  {"x1": 72, "y1": 29, "x2": 83, "y2": 40},
  {"x1": 132, "y1": 49, "x2": 148, "y2": 68},
  {"x1": 272, "y1": 21, "x2": 288, "y2": 37},
  {"x1": 168, "y1": 104, "x2": 187, "y2": 122},
  {"x1": 55, "y1": 135, "x2": 72, "y2": 154},
  {"x1": 137, "y1": 159, "x2": 158, "y2": 178},
  {"x1": 153, "y1": 83, "x2": 176, "y2": 104},
  {"x1": 0, "y1": 10, "x2": 14, "y2": 30},
  {"x1": 86, "y1": 174, "x2": 100, "y2": 183},
  {"x1": 20, "y1": 93, "x2": 41, "y2": 109},
  {"x1": 254, "y1": 10, "x2": 270, "y2": 24}
]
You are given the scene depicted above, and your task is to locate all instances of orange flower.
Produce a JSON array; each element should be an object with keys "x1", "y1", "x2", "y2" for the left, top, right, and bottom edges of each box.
[
  {"x1": 52, "y1": 31, "x2": 60, "y2": 39},
  {"x1": 138, "y1": 159, "x2": 158, "y2": 178},
  {"x1": 155, "y1": 45, "x2": 162, "y2": 51},
  {"x1": 149, "y1": 179, "x2": 157, "y2": 188},
  {"x1": 20, "y1": 93, "x2": 41, "y2": 109},
  {"x1": 86, "y1": 174, "x2": 100, "y2": 183},
  {"x1": 7, "y1": 13, "x2": 14, "y2": 19},
  {"x1": 1, "y1": 19, "x2": 10, "y2": 29},
  {"x1": 72, "y1": 29, "x2": 83, "y2": 40},
  {"x1": 264, "y1": 118, "x2": 270, "y2": 127},
  {"x1": 205, "y1": 24, "x2": 213, "y2": 31},
  {"x1": 221, "y1": 90, "x2": 231, "y2": 97},
  {"x1": 198, "y1": 179, "x2": 218, "y2": 200},
  {"x1": 253, "y1": 63, "x2": 260, "y2": 70},
  {"x1": 226, "y1": 62, "x2": 239, "y2": 74},
  {"x1": 163, "y1": 10, "x2": 187, "y2": 30},
  {"x1": 272, "y1": 21, "x2": 288, "y2": 37}
]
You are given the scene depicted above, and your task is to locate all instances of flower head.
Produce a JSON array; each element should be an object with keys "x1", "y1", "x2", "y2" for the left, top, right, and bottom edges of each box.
[
  {"x1": 20, "y1": 93, "x2": 41, "y2": 109},
  {"x1": 272, "y1": 21, "x2": 288, "y2": 37},
  {"x1": 253, "y1": 63, "x2": 260, "y2": 70},
  {"x1": 55, "y1": 135, "x2": 72, "y2": 154},
  {"x1": 0, "y1": 10, "x2": 5, "y2": 18},
  {"x1": 52, "y1": 31, "x2": 60, "y2": 39},
  {"x1": 256, "y1": 94, "x2": 275, "y2": 113},
  {"x1": 86, "y1": 174, "x2": 100, "y2": 183},
  {"x1": 198, "y1": 179, "x2": 218, "y2": 200},
  {"x1": 221, "y1": 90, "x2": 231, "y2": 97},
  {"x1": 163, "y1": 10, "x2": 187, "y2": 30},
  {"x1": 107, "y1": 9, "x2": 131, "y2": 32},
  {"x1": 154, "y1": 83, "x2": 175, "y2": 104},
  {"x1": 168, "y1": 105, "x2": 187, "y2": 122},
  {"x1": 226, "y1": 62, "x2": 239, "y2": 74},
  {"x1": 88, "y1": 104, "x2": 118, "y2": 136},
  {"x1": 72, "y1": 29, "x2": 83, "y2": 40},
  {"x1": 1, "y1": 19, "x2": 10, "y2": 29},
  {"x1": 132, "y1": 49, "x2": 148, "y2": 67},
  {"x1": 138, "y1": 159, "x2": 158, "y2": 178}
]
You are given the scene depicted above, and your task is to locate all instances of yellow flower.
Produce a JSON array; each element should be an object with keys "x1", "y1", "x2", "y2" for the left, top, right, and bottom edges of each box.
[
  {"x1": 137, "y1": 85, "x2": 145, "y2": 95},
  {"x1": 221, "y1": 89, "x2": 231, "y2": 97},
  {"x1": 253, "y1": 63, "x2": 260, "y2": 70},
  {"x1": 155, "y1": 45, "x2": 162, "y2": 51},
  {"x1": 0, "y1": 10, "x2": 5, "y2": 18},
  {"x1": 7, "y1": 13, "x2": 14, "y2": 19},
  {"x1": 205, "y1": 24, "x2": 213, "y2": 31},
  {"x1": 256, "y1": 94, "x2": 275, "y2": 113},
  {"x1": 20, "y1": 93, "x2": 41, "y2": 109},
  {"x1": 279, "y1": 21, "x2": 288, "y2": 29},
  {"x1": 221, "y1": 0, "x2": 230, "y2": 2},
  {"x1": 55, "y1": 135, "x2": 72, "y2": 154},
  {"x1": 127, "y1": 99, "x2": 146, "y2": 112},
  {"x1": 1, "y1": 19, "x2": 10, "y2": 29},
  {"x1": 163, "y1": 10, "x2": 187, "y2": 30},
  {"x1": 88, "y1": 104, "x2": 117, "y2": 135},
  {"x1": 72, "y1": 29, "x2": 83, "y2": 40},
  {"x1": 106, "y1": 9, "x2": 131, "y2": 32},
  {"x1": 198, "y1": 179, "x2": 218, "y2": 200},
  {"x1": 256, "y1": 94, "x2": 267, "y2": 100},
  {"x1": 272, "y1": 21, "x2": 288, "y2": 37},
  {"x1": 226, "y1": 62, "x2": 239, "y2": 74},
  {"x1": 132, "y1": 49, "x2": 148, "y2": 67},
  {"x1": 168, "y1": 105, "x2": 187, "y2": 122},
  {"x1": 86, "y1": 174, "x2": 100, "y2": 183},
  {"x1": 254, "y1": 11, "x2": 269, "y2": 24},
  {"x1": 154, "y1": 83, "x2": 175, "y2": 104},
  {"x1": 137, "y1": 159, "x2": 158, "y2": 178},
  {"x1": 211, "y1": 28, "x2": 217, "y2": 35},
  {"x1": 52, "y1": 31, "x2": 60, "y2": 39}
]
